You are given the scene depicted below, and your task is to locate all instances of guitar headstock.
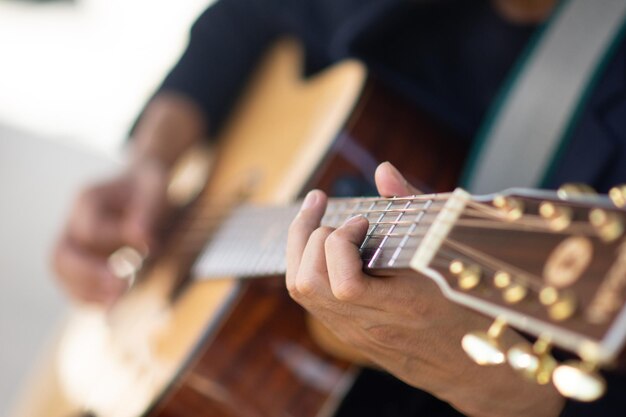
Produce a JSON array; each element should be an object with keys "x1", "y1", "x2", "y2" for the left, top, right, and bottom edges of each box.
[{"x1": 410, "y1": 185, "x2": 626, "y2": 401}]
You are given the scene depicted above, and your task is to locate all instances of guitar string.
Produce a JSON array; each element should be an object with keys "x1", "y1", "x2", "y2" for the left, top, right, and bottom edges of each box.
[
  {"x1": 174, "y1": 200, "x2": 593, "y2": 278},
  {"x1": 439, "y1": 239, "x2": 545, "y2": 290},
  {"x1": 169, "y1": 202, "x2": 530, "y2": 243},
  {"x1": 167, "y1": 194, "x2": 597, "y2": 240},
  {"x1": 147, "y1": 193, "x2": 602, "y2": 283},
  {"x1": 90, "y1": 205, "x2": 585, "y2": 411},
  {"x1": 187, "y1": 216, "x2": 571, "y2": 280},
  {"x1": 176, "y1": 209, "x2": 590, "y2": 259},
  {"x1": 364, "y1": 245, "x2": 546, "y2": 299}
]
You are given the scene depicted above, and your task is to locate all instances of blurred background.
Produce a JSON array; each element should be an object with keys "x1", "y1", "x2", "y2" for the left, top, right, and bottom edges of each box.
[{"x1": 0, "y1": 0, "x2": 212, "y2": 414}]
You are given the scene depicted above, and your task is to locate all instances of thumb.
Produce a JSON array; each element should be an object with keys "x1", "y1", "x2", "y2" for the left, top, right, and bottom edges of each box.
[{"x1": 374, "y1": 161, "x2": 421, "y2": 197}]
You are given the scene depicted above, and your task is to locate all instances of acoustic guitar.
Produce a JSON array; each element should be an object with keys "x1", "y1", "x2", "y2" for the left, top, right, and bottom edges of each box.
[{"x1": 13, "y1": 39, "x2": 626, "y2": 417}]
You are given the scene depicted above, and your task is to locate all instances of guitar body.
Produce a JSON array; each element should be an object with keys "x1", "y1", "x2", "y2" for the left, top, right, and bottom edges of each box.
[{"x1": 13, "y1": 40, "x2": 466, "y2": 417}]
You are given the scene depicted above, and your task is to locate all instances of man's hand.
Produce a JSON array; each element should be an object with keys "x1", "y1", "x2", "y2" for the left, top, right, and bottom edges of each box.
[
  {"x1": 52, "y1": 159, "x2": 170, "y2": 306},
  {"x1": 287, "y1": 162, "x2": 565, "y2": 417},
  {"x1": 52, "y1": 93, "x2": 207, "y2": 306}
]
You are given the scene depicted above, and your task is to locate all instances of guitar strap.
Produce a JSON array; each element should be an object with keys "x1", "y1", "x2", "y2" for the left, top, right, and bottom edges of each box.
[{"x1": 461, "y1": 0, "x2": 626, "y2": 194}]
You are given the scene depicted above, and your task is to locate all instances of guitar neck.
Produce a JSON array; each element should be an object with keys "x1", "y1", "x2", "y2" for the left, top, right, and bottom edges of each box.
[
  {"x1": 192, "y1": 193, "x2": 449, "y2": 280},
  {"x1": 191, "y1": 187, "x2": 626, "y2": 367}
]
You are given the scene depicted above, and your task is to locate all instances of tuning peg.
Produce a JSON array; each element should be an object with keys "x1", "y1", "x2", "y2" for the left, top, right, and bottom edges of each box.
[
  {"x1": 493, "y1": 196, "x2": 523, "y2": 220},
  {"x1": 539, "y1": 202, "x2": 572, "y2": 231},
  {"x1": 502, "y1": 283, "x2": 528, "y2": 304},
  {"x1": 449, "y1": 260, "x2": 481, "y2": 290},
  {"x1": 552, "y1": 360, "x2": 606, "y2": 402},
  {"x1": 589, "y1": 208, "x2": 623, "y2": 242},
  {"x1": 493, "y1": 271, "x2": 511, "y2": 288},
  {"x1": 557, "y1": 183, "x2": 596, "y2": 199},
  {"x1": 609, "y1": 185, "x2": 626, "y2": 208},
  {"x1": 462, "y1": 317, "x2": 507, "y2": 366},
  {"x1": 539, "y1": 286, "x2": 577, "y2": 321},
  {"x1": 507, "y1": 336, "x2": 556, "y2": 385},
  {"x1": 491, "y1": 271, "x2": 527, "y2": 304}
]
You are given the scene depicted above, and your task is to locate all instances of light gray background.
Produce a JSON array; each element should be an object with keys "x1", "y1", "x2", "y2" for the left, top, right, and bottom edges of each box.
[{"x1": 0, "y1": 125, "x2": 116, "y2": 416}]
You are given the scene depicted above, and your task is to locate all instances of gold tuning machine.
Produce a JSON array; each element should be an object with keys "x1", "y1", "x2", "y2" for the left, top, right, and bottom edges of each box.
[
  {"x1": 462, "y1": 317, "x2": 507, "y2": 366},
  {"x1": 589, "y1": 208, "x2": 623, "y2": 242},
  {"x1": 493, "y1": 196, "x2": 523, "y2": 220},
  {"x1": 557, "y1": 183, "x2": 596, "y2": 199},
  {"x1": 539, "y1": 286, "x2": 577, "y2": 321},
  {"x1": 507, "y1": 335, "x2": 556, "y2": 385},
  {"x1": 609, "y1": 184, "x2": 626, "y2": 208},
  {"x1": 552, "y1": 360, "x2": 606, "y2": 402},
  {"x1": 492, "y1": 271, "x2": 527, "y2": 304},
  {"x1": 539, "y1": 202, "x2": 572, "y2": 231},
  {"x1": 449, "y1": 260, "x2": 481, "y2": 290}
]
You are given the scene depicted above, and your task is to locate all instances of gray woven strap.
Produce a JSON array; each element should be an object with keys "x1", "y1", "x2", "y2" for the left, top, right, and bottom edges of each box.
[{"x1": 464, "y1": 0, "x2": 626, "y2": 194}]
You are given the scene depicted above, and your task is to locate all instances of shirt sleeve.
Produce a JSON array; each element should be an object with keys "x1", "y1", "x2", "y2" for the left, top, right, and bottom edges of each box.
[{"x1": 155, "y1": 0, "x2": 284, "y2": 135}]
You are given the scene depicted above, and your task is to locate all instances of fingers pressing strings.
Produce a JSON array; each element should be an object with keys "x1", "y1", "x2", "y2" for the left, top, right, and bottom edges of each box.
[{"x1": 286, "y1": 190, "x2": 327, "y2": 292}]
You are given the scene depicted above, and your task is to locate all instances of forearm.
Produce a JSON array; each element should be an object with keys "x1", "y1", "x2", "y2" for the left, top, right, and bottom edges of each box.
[{"x1": 130, "y1": 92, "x2": 209, "y2": 169}]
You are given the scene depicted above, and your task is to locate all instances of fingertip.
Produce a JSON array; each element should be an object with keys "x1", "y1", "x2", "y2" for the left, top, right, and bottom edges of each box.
[
  {"x1": 301, "y1": 189, "x2": 326, "y2": 211},
  {"x1": 335, "y1": 214, "x2": 369, "y2": 244},
  {"x1": 342, "y1": 214, "x2": 369, "y2": 229},
  {"x1": 375, "y1": 162, "x2": 408, "y2": 197}
]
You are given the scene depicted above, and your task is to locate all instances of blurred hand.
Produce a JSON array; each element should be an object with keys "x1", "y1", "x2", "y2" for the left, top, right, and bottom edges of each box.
[
  {"x1": 287, "y1": 162, "x2": 565, "y2": 417},
  {"x1": 52, "y1": 159, "x2": 171, "y2": 306}
]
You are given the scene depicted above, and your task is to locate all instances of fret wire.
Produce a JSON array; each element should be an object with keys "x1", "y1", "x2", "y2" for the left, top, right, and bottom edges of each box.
[
  {"x1": 323, "y1": 203, "x2": 447, "y2": 217},
  {"x1": 178, "y1": 212, "x2": 560, "y2": 244},
  {"x1": 331, "y1": 201, "x2": 339, "y2": 225},
  {"x1": 350, "y1": 199, "x2": 363, "y2": 221},
  {"x1": 363, "y1": 216, "x2": 439, "y2": 226},
  {"x1": 366, "y1": 199, "x2": 395, "y2": 258},
  {"x1": 363, "y1": 245, "x2": 471, "y2": 270},
  {"x1": 164, "y1": 201, "x2": 516, "y2": 236},
  {"x1": 359, "y1": 200, "x2": 381, "y2": 250},
  {"x1": 388, "y1": 198, "x2": 432, "y2": 267},
  {"x1": 326, "y1": 193, "x2": 452, "y2": 205},
  {"x1": 323, "y1": 199, "x2": 362, "y2": 226},
  {"x1": 181, "y1": 210, "x2": 565, "y2": 254},
  {"x1": 367, "y1": 230, "x2": 428, "y2": 238},
  {"x1": 367, "y1": 199, "x2": 408, "y2": 268}
]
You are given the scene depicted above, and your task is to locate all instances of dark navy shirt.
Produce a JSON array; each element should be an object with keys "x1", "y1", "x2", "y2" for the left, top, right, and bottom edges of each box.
[{"x1": 158, "y1": 0, "x2": 533, "y2": 139}]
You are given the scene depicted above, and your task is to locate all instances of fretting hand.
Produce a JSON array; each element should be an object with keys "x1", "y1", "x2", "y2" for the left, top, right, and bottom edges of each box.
[{"x1": 286, "y1": 161, "x2": 565, "y2": 417}]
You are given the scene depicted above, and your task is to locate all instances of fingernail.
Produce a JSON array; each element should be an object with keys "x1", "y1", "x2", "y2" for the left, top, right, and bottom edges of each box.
[
  {"x1": 384, "y1": 161, "x2": 405, "y2": 184},
  {"x1": 301, "y1": 190, "x2": 319, "y2": 210},
  {"x1": 343, "y1": 214, "x2": 365, "y2": 226}
]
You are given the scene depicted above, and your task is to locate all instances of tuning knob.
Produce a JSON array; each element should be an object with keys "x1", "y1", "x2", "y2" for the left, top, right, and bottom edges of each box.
[
  {"x1": 462, "y1": 317, "x2": 507, "y2": 366},
  {"x1": 609, "y1": 185, "x2": 626, "y2": 208},
  {"x1": 539, "y1": 287, "x2": 577, "y2": 321},
  {"x1": 589, "y1": 208, "x2": 623, "y2": 242},
  {"x1": 557, "y1": 183, "x2": 596, "y2": 199},
  {"x1": 493, "y1": 196, "x2": 523, "y2": 220},
  {"x1": 539, "y1": 202, "x2": 572, "y2": 231},
  {"x1": 507, "y1": 336, "x2": 556, "y2": 385},
  {"x1": 449, "y1": 260, "x2": 481, "y2": 290},
  {"x1": 552, "y1": 361, "x2": 606, "y2": 402}
]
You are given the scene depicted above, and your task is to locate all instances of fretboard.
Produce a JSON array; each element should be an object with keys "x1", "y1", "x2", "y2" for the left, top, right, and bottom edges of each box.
[{"x1": 192, "y1": 195, "x2": 443, "y2": 280}]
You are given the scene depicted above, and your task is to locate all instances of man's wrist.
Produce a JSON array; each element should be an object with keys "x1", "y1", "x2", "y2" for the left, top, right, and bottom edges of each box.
[{"x1": 130, "y1": 92, "x2": 209, "y2": 169}]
